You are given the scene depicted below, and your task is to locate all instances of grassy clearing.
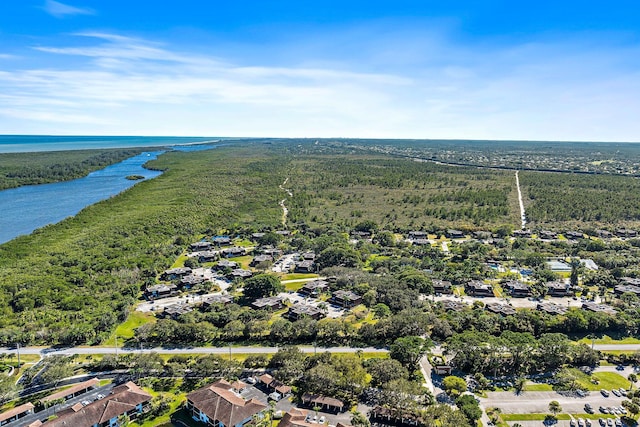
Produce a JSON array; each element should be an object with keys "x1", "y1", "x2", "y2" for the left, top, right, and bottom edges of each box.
[
  {"x1": 229, "y1": 255, "x2": 252, "y2": 270},
  {"x1": 590, "y1": 372, "x2": 631, "y2": 390},
  {"x1": 171, "y1": 253, "x2": 190, "y2": 268},
  {"x1": 501, "y1": 413, "x2": 571, "y2": 421},
  {"x1": 522, "y1": 383, "x2": 553, "y2": 391},
  {"x1": 281, "y1": 273, "x2": 319, "y2": 281},
  {"x1": 577, "y1": 336, "x2": 640, "y2": 345},
  {"x1": 104, "y1": 311, "x2": 156, "y2": 346}
]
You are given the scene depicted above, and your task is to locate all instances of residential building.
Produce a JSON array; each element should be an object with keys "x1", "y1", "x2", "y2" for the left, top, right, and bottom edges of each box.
[
  {"x1": 536, "y1": 302, "x2": 568, "y2": 315},
  {"x1": 465, "y1": 280, "x2": 494, "y2": 297},
  {"x1": 582, "y1": 302, "x2": 617, "y2": 315},
  {"x1": 160, "y1": 303, "x2": 193, "y2": 319},
  {"x1": 190, "y1": 241, "x2": 214, "y2": 251},
  {"x1": 441, "y1": 300, "x2": 468, "y2": 312},
  {"x1": 214, "y1": 260, "x2": 239, "y2": 271},
  {"x1": 186, "y1": 379, "x2": 267, "y2": 427},
  {"x1": 257, "y1": 374, "x2": 292, "y2": 396},
  {"x1": 432, "y1": 280, "x2": 452, "y2": 294},
  {"x1": 144, "y1": 283, "x2": 178, "y2": 300},
  {"x1": 446, "y1": 229, "x2": 465, "y2": 239},
  {"x1": 298, "y1": 280, "x2": 329, "y2": 297},
  {"x1": 201, "y1": 295, "x2": 234, "y2": 308},
  {"x1": 250, "y1": 255, "x2": 273, "y2": 267},
  {"x1": 329, "y1": 290, "x2": 362, "y2": 308},
  {"x1": 287, "y1": 304, "x2": 324, "y2": 321},
  {"x1": 160, "y1": 267, "x2": 192, "y2": 281},
  {"x1": 485, "y1": 303, "x2": 516, "y2": 316},
  {"x1": 294, "y1": 260, "x2": 316, "y2": 273},
  {"x1": 41, "y1": 381, "x2": 151, "y2": 427},
  {"x1": 545, "y1": 281, "x2": 572, "y2": 297},
  {"x1": 614, "y1": 284, "x2": 640, "y2": 296},
  {"x1": 251, "y1": 296, "x2": 286, "y2": 311},
  {"x1": 301, "y1": 394, "x2": 345, "y2": 413},
  {"x1": 502, "y1": 280, "x2": 531, "y2": 297}
]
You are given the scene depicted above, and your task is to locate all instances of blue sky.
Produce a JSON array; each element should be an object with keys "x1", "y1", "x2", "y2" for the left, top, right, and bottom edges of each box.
[{"x1": 1, "y1": 1, "x2": 640, "y2": 141}]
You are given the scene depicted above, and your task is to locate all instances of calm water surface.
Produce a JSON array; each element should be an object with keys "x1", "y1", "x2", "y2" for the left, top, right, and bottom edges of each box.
[
  {"x1": 0, "y1": 144, "x2": 219, "y2": 244},
  {"x1": 0, "y1": 151, "x2": 164, "y2": 244}
]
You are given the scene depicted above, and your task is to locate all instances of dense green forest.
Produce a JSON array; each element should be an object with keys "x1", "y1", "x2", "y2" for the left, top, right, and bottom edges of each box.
[
  {"x1": 285, "y1": 154, "x2": 520, "y2": 231},
  {"x1": 0, "y1": 143, "x2": 285, "y2": 345},
  {"x1": 520, "y1": 171, "x2": 640, "y2": 229},
  {"x1": 0, "y1": 148, "x2": 146, "y2": 189}
]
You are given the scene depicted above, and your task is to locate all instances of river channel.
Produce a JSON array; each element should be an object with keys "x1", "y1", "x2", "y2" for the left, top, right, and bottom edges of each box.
[{"x1": 0, "y1": 151, "x2": 166, "y2": 244}]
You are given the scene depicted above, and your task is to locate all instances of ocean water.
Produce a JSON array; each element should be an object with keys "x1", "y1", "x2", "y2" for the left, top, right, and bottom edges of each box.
[{"x1": 0, "y1": 135, "x2": 218, "y2": 153}]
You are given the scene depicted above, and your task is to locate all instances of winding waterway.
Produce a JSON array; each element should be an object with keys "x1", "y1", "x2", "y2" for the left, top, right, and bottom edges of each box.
[{"x1": 0, "y1": 151, "x2": 164, "y2": 244}]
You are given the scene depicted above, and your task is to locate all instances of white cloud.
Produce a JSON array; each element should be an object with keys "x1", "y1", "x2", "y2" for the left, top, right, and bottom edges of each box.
[
  {"x1": 2, "y1": 31, "x2": 640, "y2": 141},
  {"x1": 43, "y1": 0, "x2": 94, "y2": 18}
]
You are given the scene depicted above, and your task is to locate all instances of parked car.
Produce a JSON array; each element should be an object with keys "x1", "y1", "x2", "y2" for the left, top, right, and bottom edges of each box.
[
  {"x1": 268, "y1": 392, "x2": 282, "y2": 401},
  {"x1": 619, "y1": 388, "x2": 628, "y2": 396},
  {"x1": 577, "y1": 389, "x2": 587, "y2": 397},
  {"x1": 598, "y1": 419, "x2": 605, "y2": 427},
  {"x1": 244, "y1": 377, "x2": 257, "y2": 384},
  {"x1": 606, "y1": 418, "x2": 613, "y2": 426},
  {"x1": 601, "y1": 389, "x2": 610, "y2": 397},
  {"x1": 599, "y1": 406, "x2": 608, "y2": 413},
  {"x1": 319, "y1": 416, "x2": 326, "y2": 424},
  {"x1": 578, "y1": 418, "x2": 585, "y2": 427},
  {"x1": 611, "y1": 389, "x2": 621, "y2": 397},
  {"x1": 585, "y1": 403, "x2": 594, "y2": 413}
]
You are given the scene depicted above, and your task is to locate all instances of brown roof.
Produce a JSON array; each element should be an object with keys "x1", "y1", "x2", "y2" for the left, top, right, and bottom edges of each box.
[
  {"x1": 301, "y1": 393, "x2": 344, "y2": 409},
  {"x1": 42, "y1": 381, "x2": 151, "y2": 427},
  {"x1": 279, "y1": 408, "x2": 316, "y2": 427},
  {"x1": 258, "y1": 373, "x2": 274, "y2": 385},
  {"x1": 187, "y1": 379, "x2": 267, "y2": 427},
  {"x1": 0, "y1": 402, "x2": 35, "y2": 423},
  {"x1": 257, "y1": 374, "x2": 291, "y2": 395},
  {"x1": 27, "y1": 421, "x2": 43, "y2": 427},
  {"x1": 41, "y1": 378, "x2": 100, "y2": 403},
  {"x1": 231, "y1": 380, "x2": 248, "y2": 391}
]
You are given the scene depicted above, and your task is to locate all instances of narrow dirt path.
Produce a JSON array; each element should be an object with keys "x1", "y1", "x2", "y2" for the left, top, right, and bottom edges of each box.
[
  {"x1": 515, "y1": 170, "x2": 527, "y2": 229},
  {"x1": 279, "y1": 178, "x2": 292, "y2": 227}
]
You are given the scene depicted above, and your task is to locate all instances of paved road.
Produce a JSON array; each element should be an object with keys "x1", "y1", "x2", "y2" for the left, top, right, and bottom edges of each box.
[{"x1": 0, "y1": 345, "x2": 389, "y2": 357}]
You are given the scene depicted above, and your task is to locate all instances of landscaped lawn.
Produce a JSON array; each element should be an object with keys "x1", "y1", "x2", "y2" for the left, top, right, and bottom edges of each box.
[
  {"x1": 501, "y1": 413, "x2": 571, "y2": 421},
  {"x1": 281, "y1": 273, "x2": 319, "y2": 281},
  {"x1": 590, "y1": 372, "x2": 631, "y2": 390},
  {"x1": 104, "y1": 311, "x2": 156, "y2": 346},
  {"x1": 229, "y1": 255, "x2": 252, "y2": 270},
  {"x1": 577, "y1": 335, "x2": 640, "y2": 345},
  {"x1": 523, "y1": 382, "x2": 553, "y2": 391}
]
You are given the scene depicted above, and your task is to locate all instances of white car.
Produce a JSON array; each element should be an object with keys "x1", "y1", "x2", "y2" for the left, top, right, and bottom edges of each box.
[
  {"x1": 318, "y1": 416, "x2": 326, "y2": 424},
  {"x1": 268, "y1": 392, "x2": 282, "y2": 401}
]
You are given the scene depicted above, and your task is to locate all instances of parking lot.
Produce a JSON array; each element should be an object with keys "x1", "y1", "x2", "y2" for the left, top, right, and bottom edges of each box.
[{"x1": 280, "y1": 292, "x2": 345, "y2": 318}]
